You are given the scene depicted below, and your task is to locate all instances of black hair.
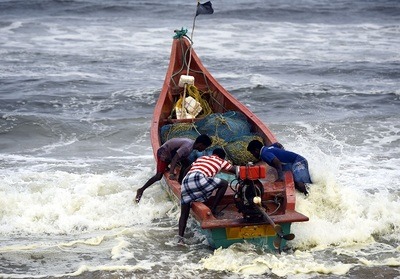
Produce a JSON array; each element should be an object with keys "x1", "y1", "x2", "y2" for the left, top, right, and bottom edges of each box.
[
  {"x1": 194, "y1": 134, "x2": 212, "y2": 146},
  {"x1": 247, "y1": 140, "x2": 263, "y2": 152},
  {"x1": 212, "y1": 148, "x2": 226, "y2": 159}
]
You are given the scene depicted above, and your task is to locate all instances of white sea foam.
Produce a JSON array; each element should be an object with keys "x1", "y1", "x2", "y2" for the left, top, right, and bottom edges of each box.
[
  {"x1": 193, "y1": 21, "x2": 400, "y2": 63},
  {"x1": 201, "y1": 244, "x2": 353, "y2": 277},
  {"x1": 0, "y1": 169, "x2": 172, "y2": 235}
]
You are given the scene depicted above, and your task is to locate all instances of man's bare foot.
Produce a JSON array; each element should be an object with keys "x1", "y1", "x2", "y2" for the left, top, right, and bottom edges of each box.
[
  {"x1": 177, "y1": 236, "x2": 185, "y2": 245},
  {"x1": 295, "y1": 183, "x2": 309, "y2": 196}
]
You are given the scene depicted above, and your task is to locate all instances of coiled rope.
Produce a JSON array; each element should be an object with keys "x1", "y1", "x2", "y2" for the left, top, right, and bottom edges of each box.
[{"x1": 174, "y1": 85, "x2": 212, "y2": 118}]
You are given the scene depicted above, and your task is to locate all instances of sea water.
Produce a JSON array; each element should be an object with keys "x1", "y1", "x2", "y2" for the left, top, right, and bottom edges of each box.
[{"x1": 0, "y1": 0, "x2": 399, "y2": 278}]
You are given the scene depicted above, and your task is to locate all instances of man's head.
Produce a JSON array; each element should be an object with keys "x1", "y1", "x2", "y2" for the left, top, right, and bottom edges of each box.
[
  {"x1": 194, "y1": 134, "x2": 212, "y2": 151},
  {"x1": 247, "y1": 140, "x2": 263, "y2": 159},
  {"x1": 212, "y1": 148, "x2": 226, "y2": 159}
]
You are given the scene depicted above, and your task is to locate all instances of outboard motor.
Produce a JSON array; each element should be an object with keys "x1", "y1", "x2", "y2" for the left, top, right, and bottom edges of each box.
[
  {"x1": 232, "y1": 164, "x2": 266, "y2": 222},
  {"x1": 233, "y1": 179, "x2": 264, "y2": 222},
  {"x1": 232, "y1": 164, "x2": 296, "y2": 252}
]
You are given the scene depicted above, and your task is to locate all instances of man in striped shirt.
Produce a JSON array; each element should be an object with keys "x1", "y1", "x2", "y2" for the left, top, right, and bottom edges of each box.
[{"x1": 178, "y1": 148, "x2": 237, "y2": 241}]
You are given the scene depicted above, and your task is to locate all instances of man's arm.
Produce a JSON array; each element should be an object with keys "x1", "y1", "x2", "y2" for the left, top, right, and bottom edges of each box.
[
  {"x1": 271, "y1": 157, "x2": 284, "y2": 181},
  {"x1": 226, "y1": 166, "x2": 237, "y2": 174},
  {"x1": 168, "y1": 153, "x2": 180, "y2": 179}
]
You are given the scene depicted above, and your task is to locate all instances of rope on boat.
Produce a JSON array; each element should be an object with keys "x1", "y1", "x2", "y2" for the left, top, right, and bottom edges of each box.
[
  {"x1": 173, "y1": 28, "x2": 189, "y2": 39},
  {"x1": 175, "y1": 85, "x2": 213, "y2": 118}
]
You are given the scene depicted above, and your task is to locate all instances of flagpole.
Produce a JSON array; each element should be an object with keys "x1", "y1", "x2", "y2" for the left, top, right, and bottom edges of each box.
[
  {"x1": 190, "y1": 0, "x2": 200, "y2": 43},
  {"x1": 187, "y1": 1, "x2": 199, "y2": 76},
  {"x1": 180, "y1": 1, "x2": 213, "y2": 118},
  {"x1": 180, "y1": 1, "x2": 199, "y2": 118}
]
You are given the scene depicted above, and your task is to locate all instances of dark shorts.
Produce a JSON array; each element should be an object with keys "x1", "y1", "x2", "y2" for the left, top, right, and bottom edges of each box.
[
  {"x1": 156, "y1": 157, "x2": 169, "y2": 173},
  {"x1": 181, "y1": 172, "x2": 221, "y2": 205}
]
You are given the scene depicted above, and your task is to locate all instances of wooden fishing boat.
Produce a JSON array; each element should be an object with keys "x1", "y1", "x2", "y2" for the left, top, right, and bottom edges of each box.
[{"x1": 150, "y1": 32, "x2": 308, "y2": 251}]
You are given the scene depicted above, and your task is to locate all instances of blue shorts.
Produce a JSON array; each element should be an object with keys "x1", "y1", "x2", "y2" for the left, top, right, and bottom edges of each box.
[
  {"x1": 283, "y1": 156, "x2": 312, "y2": 184},
  {"x1": 181, "y1": 172, "x2": 221, "y2": 205}
]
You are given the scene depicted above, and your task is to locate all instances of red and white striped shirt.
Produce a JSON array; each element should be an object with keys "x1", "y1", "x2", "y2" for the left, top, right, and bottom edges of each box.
[{"x1": 188, "y1": 155, "x2": 233, "y2": 177}]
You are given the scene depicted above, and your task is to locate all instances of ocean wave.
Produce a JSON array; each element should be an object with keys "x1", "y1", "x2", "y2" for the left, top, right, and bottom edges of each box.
[{"x1": 0, "y1": 1, "x2": 399, "y2": 277}]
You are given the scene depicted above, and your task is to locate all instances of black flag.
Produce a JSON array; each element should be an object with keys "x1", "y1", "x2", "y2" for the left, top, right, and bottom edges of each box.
[{"x1": 196, "y1": 1, "x2": 214, "y2": 16}]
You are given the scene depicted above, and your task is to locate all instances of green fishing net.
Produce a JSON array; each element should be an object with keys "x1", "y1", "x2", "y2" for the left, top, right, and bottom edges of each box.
[{"x1": 160, "y1": 111, "x2": 263, "y2": 165}]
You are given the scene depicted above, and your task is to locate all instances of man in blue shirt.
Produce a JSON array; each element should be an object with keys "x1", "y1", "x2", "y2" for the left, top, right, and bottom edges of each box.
[{"x1": 247, "y1": 140, "x2": 311, "y2": 195}]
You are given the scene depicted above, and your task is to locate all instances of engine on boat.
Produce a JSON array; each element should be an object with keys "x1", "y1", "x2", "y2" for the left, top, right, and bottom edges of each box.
[{"x1": 233, "y1": 179, "x2": 265, "y2": 222}]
